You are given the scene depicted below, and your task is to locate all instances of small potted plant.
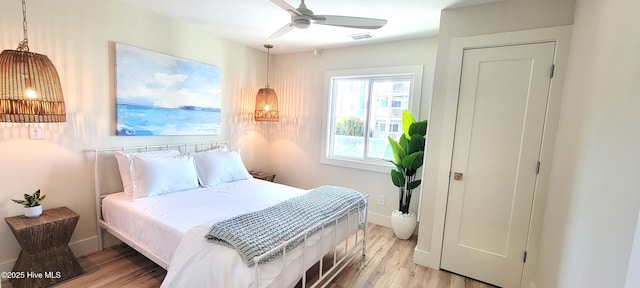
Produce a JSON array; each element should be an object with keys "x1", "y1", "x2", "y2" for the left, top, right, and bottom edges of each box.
[
  {"x1": 387, "y1": 110, "x2": 427, "y2": 239},
  {"x1": 12, "y1": 189, "x2": 46, "y2": 218}
]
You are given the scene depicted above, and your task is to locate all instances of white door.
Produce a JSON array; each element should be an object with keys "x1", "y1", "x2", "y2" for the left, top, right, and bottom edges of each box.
[{"x1": 440, "y1": 42, "x2": 555, "y2": 288}]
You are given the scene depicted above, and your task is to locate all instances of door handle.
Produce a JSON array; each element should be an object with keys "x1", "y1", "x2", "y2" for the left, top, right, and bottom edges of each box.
[{"x1": 453, "y1": 172, "x2": 463, "y2": 181}]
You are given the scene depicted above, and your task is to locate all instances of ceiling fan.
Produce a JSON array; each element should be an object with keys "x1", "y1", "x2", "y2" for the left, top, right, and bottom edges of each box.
[{"x1": 268, "y1": 0, "x2": 388, "y2": 39}]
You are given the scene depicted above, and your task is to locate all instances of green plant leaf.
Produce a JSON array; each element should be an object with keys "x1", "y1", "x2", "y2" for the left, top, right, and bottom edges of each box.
[
  {"x1": 398, "y1": 134, "x2": 408, "y2": 153},
  {"x1": 24, "y1": 193, "x2": 34, "y2": 205},
  {"x1": 409, "y1": 120, "x2": 428, "y2": 137},
  {"x1": 388, "y1": 136, "x2": 405, "y2": 164},
  {"x1": 402, "y1": 152, "x2": 424, "y2": 170},
  {"x1": 34, "y1": 189, "x2": 41, "y2": 199},
  {"x1": 410, "y1": 151, "x2": 424, "y2": 170},
  {"x1": 390, "y1": 169, "x2": 405, "y2": 187},
  {"x1": 386, "y1": 160, "x2": 404, "y2": 174},
  {"x1": 407, "y1": 134, "x2": 425, "y2": 155},
  {"x1": 407, "y1": 180, "x2": 422, "y2": 190},
  {"x1": 12, "y1": 199, "x2": 27, "y2": 205},
  {"x1": 402, "y1": 110, "x2": 416, "y2": 140}
]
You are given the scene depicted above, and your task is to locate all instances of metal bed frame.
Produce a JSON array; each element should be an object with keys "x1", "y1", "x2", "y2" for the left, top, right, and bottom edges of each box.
[{"x1": 92, "y1": 141, "x2": 368, "y2": 288}]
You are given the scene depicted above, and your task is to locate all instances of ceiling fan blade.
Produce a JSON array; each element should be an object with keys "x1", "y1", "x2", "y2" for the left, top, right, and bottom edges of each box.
[
  {"x1": 270, "y1": 0, "x2": 301, "y2": 16},
  {"x1": 313, "y1": 15, "x2": 387, "y2": 29},
  {"x1": 268, "y1": 22, "x2": 295, "y2": 40}
]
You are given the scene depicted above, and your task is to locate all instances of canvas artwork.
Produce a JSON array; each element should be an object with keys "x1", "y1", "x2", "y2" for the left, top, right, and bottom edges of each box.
[{"x1": 115, "y1": 43, "x2": 221, "y2": 136}]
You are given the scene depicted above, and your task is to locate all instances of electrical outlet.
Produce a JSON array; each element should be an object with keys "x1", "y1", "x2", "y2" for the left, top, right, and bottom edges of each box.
[
  {"x1": 377, "y1": 195, "x2": 385, "y2": 205},
  {"x1": 29, "y1": 124, "x2": 44, "y2": 140}
]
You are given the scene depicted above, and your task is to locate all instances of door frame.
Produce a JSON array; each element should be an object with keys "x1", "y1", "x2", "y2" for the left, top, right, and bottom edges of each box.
[{"x1": 418, "y1": 26, "x2": 572, "y2": 288}]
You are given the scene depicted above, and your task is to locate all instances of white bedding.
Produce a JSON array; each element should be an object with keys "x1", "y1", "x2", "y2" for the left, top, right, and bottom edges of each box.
[
  {"x1": 102, "y1": 178, "x2": 307, "y2": 265},
  {"x1": 162, "y1": 212, "x2": 358, "y2": 288},
  {"x1": 102, "y1": 178, "x2": 365, "y2": 288}
]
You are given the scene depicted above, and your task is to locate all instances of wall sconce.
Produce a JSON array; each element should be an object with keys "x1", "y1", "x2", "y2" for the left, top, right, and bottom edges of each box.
[
  {"x1": 254, "y1": 44, "x2": 279, "y2": 122},
  {"x1": 0, "y1": 0, "x2": 66, "y2": 123}
]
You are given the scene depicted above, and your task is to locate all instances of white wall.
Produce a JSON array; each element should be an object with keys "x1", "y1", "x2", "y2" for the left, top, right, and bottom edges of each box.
[
  {"x1": 415, "y1": 0, "x2": 576, "y2": 271},
  {"x1": 0, "y1": 0, "x2": 265, "y2": 273},
  {"x1": 265, "y1": 38, "x2": 438, "y2": 227},
  {"x1": 537, "y1": 0, "x2": 640, "y2": 286}
]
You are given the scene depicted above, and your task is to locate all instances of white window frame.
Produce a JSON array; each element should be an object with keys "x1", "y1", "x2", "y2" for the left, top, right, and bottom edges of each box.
[{"x1": 321, "y1": 65, "x2": 424, "y2": 173}]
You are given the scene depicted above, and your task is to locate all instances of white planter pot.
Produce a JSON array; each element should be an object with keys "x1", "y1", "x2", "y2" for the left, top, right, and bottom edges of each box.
[
  {"x1": 24, "y1": 205, "x2": 42, "y2": 218},
  {"x1": 391, "y1": 210, "x2": 417, "y2": 240}
]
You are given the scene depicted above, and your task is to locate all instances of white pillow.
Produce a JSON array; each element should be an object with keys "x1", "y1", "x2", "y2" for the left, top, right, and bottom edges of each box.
[
  {"x1": 192, "y1": 150, "x2": 252, "y2": 186},
  {"x1": 113, "y1": 150, "x2": 181, "y2": 197},
  {"x1": 129, "y1": 155, "x2": 200, "y2": 198}
]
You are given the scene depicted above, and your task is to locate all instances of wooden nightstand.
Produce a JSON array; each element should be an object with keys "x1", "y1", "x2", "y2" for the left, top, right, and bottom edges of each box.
[
  {"x1": 4, "y1": 207, "x2": 82, "y2": 288},
  {"x1": 249, "y1": 170, "x2": 276, "y2": 182}
]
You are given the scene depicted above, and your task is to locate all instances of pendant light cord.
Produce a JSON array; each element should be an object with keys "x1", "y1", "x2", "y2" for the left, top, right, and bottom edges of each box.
[
  {"x1": 17, "y1": 0, "x2": 29, "y2": 51},
  {"x1": 264, "y1": 44, "x2": 273, "y2": 88}
]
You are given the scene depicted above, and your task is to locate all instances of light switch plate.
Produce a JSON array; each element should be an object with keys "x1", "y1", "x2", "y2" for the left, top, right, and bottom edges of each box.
[{"x1": 29, "y1": 124, "x2": 44, "y2": 140}]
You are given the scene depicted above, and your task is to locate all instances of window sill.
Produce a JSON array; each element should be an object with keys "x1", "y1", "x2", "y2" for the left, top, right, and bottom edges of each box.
[{"x1": 320, "y1": 157, "x2": 393, "y2": 174}]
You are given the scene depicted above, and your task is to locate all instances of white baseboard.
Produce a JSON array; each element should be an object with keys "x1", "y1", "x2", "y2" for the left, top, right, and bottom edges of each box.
[
  {"x1": 0, "y1": 236, "x2": 99, "y2": 276},
  {"x1": 69, "y1": 236, "x2": 100, "y2": 258},
  {"x1": 413, "y1": 247, "x2": 440, "y2": 269},
  {"x1": 367, "y1": 211, "x2": 391, "y2": 228}
]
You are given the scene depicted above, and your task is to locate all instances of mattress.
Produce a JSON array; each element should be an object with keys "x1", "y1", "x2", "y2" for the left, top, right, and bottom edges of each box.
[{"x1": 101, "y1": 178, "x2": 307, "y2": 265}]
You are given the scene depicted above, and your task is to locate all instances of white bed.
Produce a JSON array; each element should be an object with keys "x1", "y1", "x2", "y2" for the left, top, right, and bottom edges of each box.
[
  {"x1": 101, "y1": 178, "x2": 306, "y2": 267},
  {"x1": 93, "y1": 142, "x2": 368, "y2": 288}
]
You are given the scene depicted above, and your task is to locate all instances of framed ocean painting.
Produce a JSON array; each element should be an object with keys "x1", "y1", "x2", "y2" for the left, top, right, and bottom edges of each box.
[{"x1": 115, "y1": 43, "x2": 221, "y2": 136}]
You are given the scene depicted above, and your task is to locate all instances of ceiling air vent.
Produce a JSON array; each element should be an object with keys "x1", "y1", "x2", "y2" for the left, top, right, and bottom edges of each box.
[{"x1": 350, "y1": 33, "x2": 374, "y2": 40}]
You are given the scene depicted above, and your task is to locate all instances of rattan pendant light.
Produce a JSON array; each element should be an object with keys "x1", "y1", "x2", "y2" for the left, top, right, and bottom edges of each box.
[
  {"x1": 254, "y1": 44, "x2": 279, "y2": 122},
  {"x1": 0, "y1": 0, "x2": 66, "y2": 123}
]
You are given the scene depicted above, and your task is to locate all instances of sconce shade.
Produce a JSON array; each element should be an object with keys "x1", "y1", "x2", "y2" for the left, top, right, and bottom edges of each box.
[
  {"x1": 254, "y1": 87, "x2": 279, "y2": 122},
  {"x1": 0, "y1": 49, "x2": 66, "y2": 123}
]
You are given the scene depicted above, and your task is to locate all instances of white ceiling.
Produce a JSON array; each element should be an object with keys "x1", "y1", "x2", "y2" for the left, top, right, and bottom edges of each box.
[{"x1": 120, "y1": 0, "x2": 496, "y2": 54}]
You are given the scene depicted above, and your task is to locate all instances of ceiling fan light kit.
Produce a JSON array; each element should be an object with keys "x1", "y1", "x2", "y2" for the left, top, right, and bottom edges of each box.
[
  {"x1": 294, "y1": 19, "x2": 311, "y2": 29},
  {"x1": 268, "y1": 0, "x2": 388, "y2": 39}
]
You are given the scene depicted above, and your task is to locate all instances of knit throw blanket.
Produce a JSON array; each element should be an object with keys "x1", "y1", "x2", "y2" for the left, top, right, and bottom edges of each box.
[{"x1": 205, "y1": 185, "x2": 366, "y2": 266}]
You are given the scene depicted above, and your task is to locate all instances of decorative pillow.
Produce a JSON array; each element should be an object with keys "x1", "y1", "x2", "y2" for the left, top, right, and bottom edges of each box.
[
  {"x1": 129, "y1": 154, "x2": 200, "y2": 198},
  {"x1": 113, "y1": 150, "x2": 181, "y2": 197},
  {"x1": 192, "y1": 150, "x2": 252, "y2": 186}
]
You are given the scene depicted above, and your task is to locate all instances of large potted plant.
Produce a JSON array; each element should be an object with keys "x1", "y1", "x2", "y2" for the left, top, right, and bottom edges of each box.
[
  {"x1": 12, "y1": 189, "x2": 46, "y2": 218},
  {"x1": 387, "y1": 110, "x2": 427, "y2": 239}
]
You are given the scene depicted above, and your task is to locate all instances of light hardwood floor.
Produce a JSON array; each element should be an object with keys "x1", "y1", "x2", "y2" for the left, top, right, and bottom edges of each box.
[{"x1": 2, "y1": 224, "x2": 495, "y2": 288}]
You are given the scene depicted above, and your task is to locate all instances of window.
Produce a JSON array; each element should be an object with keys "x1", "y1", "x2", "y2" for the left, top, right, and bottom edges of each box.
[
  {"x1": 389, "y1": 123, "x2": 400, "y2": 132},
  {"x1": 322, "y1": 65, "x2": 424, "y2": 172}
]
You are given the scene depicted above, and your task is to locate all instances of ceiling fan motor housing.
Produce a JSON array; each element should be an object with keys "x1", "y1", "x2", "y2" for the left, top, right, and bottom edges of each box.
[{"x1": 293, "y1": 4, "x2": 313, "y2": 29}]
